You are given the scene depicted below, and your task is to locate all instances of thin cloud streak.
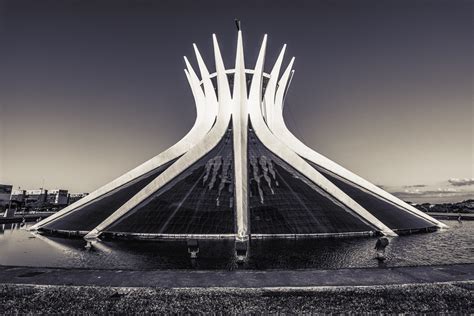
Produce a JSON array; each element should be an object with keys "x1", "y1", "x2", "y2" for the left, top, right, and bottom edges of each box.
[{"x1": 403, "y1": 184, "x2": 427, "y2": 188}]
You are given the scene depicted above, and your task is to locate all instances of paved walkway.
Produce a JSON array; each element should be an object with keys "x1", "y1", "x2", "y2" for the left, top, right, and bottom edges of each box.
[
  {"x1": 0, "y1": 264, "x2": 472, "y2": 288},
  {"x1": 0, "y1": 213, "x2": 54, "y2": 224}
]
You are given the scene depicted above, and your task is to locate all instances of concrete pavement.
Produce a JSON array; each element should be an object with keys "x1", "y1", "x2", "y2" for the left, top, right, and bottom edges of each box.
[{"x1": 0, "y1": 263, "x2": 472, "y2": 288}]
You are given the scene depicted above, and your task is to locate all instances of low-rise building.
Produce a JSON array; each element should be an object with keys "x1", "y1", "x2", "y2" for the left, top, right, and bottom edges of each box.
[
  {"x1": 0, "y1": 184, "x2": 13, "y2": 210},
  {"x1": 24, "y1": 189, "x2": 48, "y2": 208},
  {"x1": 10, "y1": 189, "x2": 26, "y2": 205},
  {"x1": 47, "y1": 189, "x2": 69, "y2": 206},
  {"x1": 68, "y1": 193, "x2": 89, "y2": 205}
]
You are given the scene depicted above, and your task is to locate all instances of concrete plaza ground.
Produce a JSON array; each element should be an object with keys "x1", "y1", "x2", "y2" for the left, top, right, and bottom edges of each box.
[{"x1": 0, "y1": 263, "x2": 472, "y2": 288}]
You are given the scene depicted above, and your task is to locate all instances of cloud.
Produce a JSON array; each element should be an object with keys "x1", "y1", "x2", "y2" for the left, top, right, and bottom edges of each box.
[
  {"x1": 392, "y1": 187, "x2": 458, "y2": 197},
  {"x1": 403, "y1": 184, "x2": 427, "y2": 188},
  {"x1": 392, "y1": 190, "x2": 423, "y2": 196},
  {"x1": 390, "y1": 182, "x2": 474, "y2": 202},
  {"x1": 448, "y1": 178, "x2": 474, "y2": 186},
  {"x1": 431, "y1": 188, "x2": 458, "y2": 193}
]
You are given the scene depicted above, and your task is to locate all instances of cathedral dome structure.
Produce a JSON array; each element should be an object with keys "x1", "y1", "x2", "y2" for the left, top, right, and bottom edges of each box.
[{"x1": 30, "y1": 31, "x2": 446, "y2": 242}]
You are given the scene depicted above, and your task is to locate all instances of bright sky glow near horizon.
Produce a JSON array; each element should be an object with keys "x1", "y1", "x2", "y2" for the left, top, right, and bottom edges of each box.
[{"x1": 0, "y1": 0, "x2": 473, "y2": 203}]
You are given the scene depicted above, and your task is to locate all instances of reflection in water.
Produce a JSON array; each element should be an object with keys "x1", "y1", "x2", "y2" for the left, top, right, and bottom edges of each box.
[{"x1": 0, "y1": 221, "x2": 472, "y2": 270}]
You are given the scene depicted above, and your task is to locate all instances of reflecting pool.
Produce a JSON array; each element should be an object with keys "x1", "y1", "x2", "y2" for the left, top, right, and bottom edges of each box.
[{"x1": 0, "y1": 220, "x2": 472, "y2": 270}]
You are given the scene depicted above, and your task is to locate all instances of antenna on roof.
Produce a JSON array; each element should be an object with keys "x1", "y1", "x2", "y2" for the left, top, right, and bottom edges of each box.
[{"x1": 234, "y1": 19, "x2": 241, "y2": 31}]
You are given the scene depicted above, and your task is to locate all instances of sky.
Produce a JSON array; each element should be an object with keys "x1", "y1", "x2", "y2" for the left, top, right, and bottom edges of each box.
[{"x1": 0, "y1": 0, "x2": 472, "y2": 203}]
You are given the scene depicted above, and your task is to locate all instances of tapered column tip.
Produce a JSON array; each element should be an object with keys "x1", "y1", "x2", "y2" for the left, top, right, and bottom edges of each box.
[{"x1": 183, "y1": 56, "x2": 191, "y2": 65}]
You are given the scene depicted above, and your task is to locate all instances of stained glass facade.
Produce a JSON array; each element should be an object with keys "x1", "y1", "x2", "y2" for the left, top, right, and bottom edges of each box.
[
  {"x1": 248, "y1": 128, "x2": 375, "y2": 235},
  {"x1": 41, "y1": 125, "x2": 433, "y2": 237}
]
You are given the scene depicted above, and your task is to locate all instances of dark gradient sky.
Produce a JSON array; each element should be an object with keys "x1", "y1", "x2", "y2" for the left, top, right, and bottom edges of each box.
[{"x1": 0, "y1": 0, "x2": 472, "y2": 203}]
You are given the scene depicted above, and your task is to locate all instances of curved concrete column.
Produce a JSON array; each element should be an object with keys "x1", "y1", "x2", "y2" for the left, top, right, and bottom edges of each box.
[
  {"x1": 84, "y1": 36, "x2": 234, "y2": 239},
  {"x1": 232, "y1": 31, "x2": 249, "y2": 240},
  {"x1": 248, "y1": 36, "x2": 398, "y2": 237}
]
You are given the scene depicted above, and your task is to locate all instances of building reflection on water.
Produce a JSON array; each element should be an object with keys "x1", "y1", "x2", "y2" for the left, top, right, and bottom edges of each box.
[{"x1": 0, "y1": 221, "x2": 472, "y2": 270}]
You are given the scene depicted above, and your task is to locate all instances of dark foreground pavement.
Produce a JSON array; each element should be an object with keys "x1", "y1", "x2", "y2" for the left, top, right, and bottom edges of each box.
[
  {"x1": 0, "y1": 263, "x2": 472, "y2": 288},
  {"x1": 1, "y1": 281, "x2": 472, "y2": 314}
]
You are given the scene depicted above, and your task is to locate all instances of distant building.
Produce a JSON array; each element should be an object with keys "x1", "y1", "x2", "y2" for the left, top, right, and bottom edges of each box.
[
  {"x1": 10, "y1": 189, "x2": 26, "y2": 205},
  {"x1": 9, "y1": 188, "x2": 71, "y2": 212},
  {"x1": 68, "y1": 193, "x2": 89, "y2": 205},
  {"x1": 1, "y1": 185, "x2": 14, "y2": 218},
  {"x1": 47, "y1": 189, "x2": 69, "y2": 206},
  {"x1": 24, "y1": 189, "x2": 48, "y2": 209},
  {"x1": 0, "y1": 184, "x2": 13, "y2": 209}
]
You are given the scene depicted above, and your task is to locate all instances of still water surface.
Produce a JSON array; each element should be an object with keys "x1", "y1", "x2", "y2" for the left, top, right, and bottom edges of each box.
[{"x1": 0, "y1": 220, "x2": 472, "y2": 270}]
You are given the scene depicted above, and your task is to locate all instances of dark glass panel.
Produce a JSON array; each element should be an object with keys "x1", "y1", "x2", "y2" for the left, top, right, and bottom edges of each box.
[
  {"x1": 309, "y1": 164, "x2": 436, "y2": 231},
  {"x1": 248, "y1": 128, "x2": 373, "y2": 235},
  {"x1": 106, "y1": 126, "x2": 235, "y2": 235},
  {"x1": 43, "y1": 161, "x2": 174, "y2": 232},
  {"x1": 208, "y1": 74, "x2": 270, "y2": 98}
]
